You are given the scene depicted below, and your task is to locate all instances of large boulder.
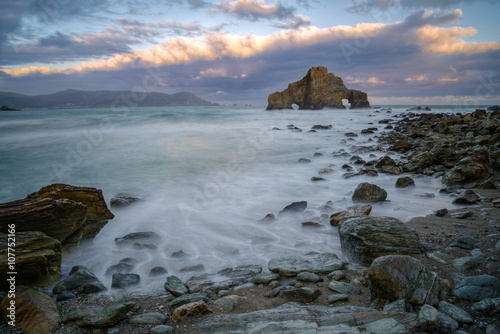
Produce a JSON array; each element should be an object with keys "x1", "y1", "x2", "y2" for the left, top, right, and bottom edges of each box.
[
  {"x1": 0, "y1": 286, "x2": 61, "y2": 334},
  {"x1": 442, "y1": 147, "x2": 493, "y2": 186},
  {"x1": 0, "y1": 231, "x2": 61, "y2": 289},
  {"x1": 28, "y1": 183, "x2": 114, "y2": 239},
  {"x1": 338, "y1": 216, "x2": 421, "y2": 266},
  {"x1": 266, "y1": 67, "x2": 370, "y2": 110},
  {"x1": 369, "y1": 255, "x2": 448, "y2": 306},
  {"x1": 352, "y1": 183, "x2": 387, "y2": 203}
]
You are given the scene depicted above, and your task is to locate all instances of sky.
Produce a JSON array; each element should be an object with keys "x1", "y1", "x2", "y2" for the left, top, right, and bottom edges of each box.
[{"x1": 0, "y1": 0, "x2": 499, "y2": 106}]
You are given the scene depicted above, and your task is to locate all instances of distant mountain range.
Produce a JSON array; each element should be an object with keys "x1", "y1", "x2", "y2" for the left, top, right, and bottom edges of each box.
[{"x1": 0, "y1": 89, "x2": 219, "y2": 109}]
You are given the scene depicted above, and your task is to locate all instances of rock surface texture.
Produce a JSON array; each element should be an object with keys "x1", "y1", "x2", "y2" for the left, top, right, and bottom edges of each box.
[{"x1": 266, "y1": 67, "x2": 370, "y2": 110}]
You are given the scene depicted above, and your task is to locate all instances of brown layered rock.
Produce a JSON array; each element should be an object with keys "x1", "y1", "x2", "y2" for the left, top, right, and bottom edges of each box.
[
  {"x1": 0, "y1": 232, "x2": 61, "y2": 289},
  {"x1": 266, "y1": 67, "x2": 370, "y2": 110}
]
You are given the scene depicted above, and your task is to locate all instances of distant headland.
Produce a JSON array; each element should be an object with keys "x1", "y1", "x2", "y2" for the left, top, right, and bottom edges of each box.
[
  {"x1": 0, "y1": 89, "x2": 219, "y2": 109},
  {"x1": 266, "y1": 66, "x2": 370, "y2": 110}
]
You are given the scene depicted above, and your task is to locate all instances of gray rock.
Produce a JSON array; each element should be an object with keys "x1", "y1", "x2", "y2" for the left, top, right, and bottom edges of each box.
[
  {"x1": 186, "y1": 264, "x2": 262, "y2": 294},
  {"x1": 486, "y1": 324, "x2": 500, "y2": 334},
  {"x1": 213, "y1": 295, "x2": 247, "y2": 312},
  {"x1": 110, "y1": 193, "x2": 141, "y2": 208},
  {"x1": 120, "y1": 290, "x2": 174, "y2": 303},
  {"x1": 280, "y1": 286, "x2": 322, "y2": 303},
  {"x1": 438, "y1": 312, "x2": 459, "y2": 333},
  {"x1": 452, "y1": 256, "x2": 485, "y2": 271},
  {"x1": 128, "y1": 312, "x2": 167, "y2": 325},
  {"x1": 383, "y1": 299, "x2": 412, "y2": 313},
  {"x1": 453, "y1": 190, "x2": 481, "y2": 205},
  {"x1": 150, "y1": 266, "x2": 168, "y2": 276},
  {"x1": 169, "y1": 292, "x2": 209, "y2": 310},
  {"x1": 268, "y1": 253, "x2": 344, "y2": 276},
  {"x1": 296, "y1": 272, "x2": 323, "y2": 283},
  {"x1": 471, "y1": 298, "x2": 500, "y2": 316},
  {"x1": 106, "y1": 263, "x2": 134, "y2": 276},
  {"x1": 111, "y1": 273, "x2": 140, "y2": 289},
  {"x1": 253, "y1": 272, "x2": 280, "y2": 284},
  {"x1": 438, "y1": 300, "x2": 474, "y2": 324},
  {"x1": 451, "y1": 211, "x2": 474, "y2": 219},
  {"x1": 259, "y1": 213, "x2": 277, "y2": 224},
  {"x1": 443, "y1": 147, "x2": 493, "y2": 186},
  {"x1": 338, "y1": 216, "x2": 421, "y2": 266},
  {"x1": 278, "y1": 201, "x2": 308, "y2": 217},
  {"x1": 328, "y1": 281, "x2": 362, "y2": 295},
  {"x1": 362, "y1": 317, "x2": 407, "y2": 334},
  {"x1": 327, "y1": 294, "x2": 349, "y2": 304},
  {"x1": 114, "y1": 231, "x2": 161, "y2": 249},
  {"x1": 150, "y1": 325, "x2": 174, "y2": 334},
  {"x1": 452, "y1": 275, "x2": 500, "y2": 301},
  {"x1": 53, "y1": 265, "x2": 106, "y2": 294},
  {"x1": 426, "y1": 252, "x2": 447, "y2": 264},
  {"x1": 418, "y1": 304, "x2": 440, "y2": 332},
  {"x1": 395, "y1": 176, "x2": 415, "y2": 188},
  {"x1": 450, "y1": 236, "x2": 481, "y2": 250},
  {"x1": 352, "y1": 182, "x2": 387, "y2": 203},
  {"x1": 369, "y1": 255, "x2": 447, "y2": 306},
  {"x1": 62, "y1": 303, "x2": 135, "y2": 327},
  {"x1": 164, "y1": 275, "x2": 189, "y2": 297},
  {"x1": 328, "y1": 270, "x2": 346, "y2": 281}
]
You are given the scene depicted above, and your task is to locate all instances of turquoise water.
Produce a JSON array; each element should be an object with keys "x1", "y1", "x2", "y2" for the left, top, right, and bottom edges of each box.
[{"x1": 0, "y1": 105, "x2": 478, "y2": 290}]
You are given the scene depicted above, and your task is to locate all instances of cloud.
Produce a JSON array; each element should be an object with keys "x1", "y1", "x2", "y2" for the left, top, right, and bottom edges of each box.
[
  {"x1": 368, "y1": 77, "x2": 385, "y2": 83},
  {"x1": 274, "y1": 14, "x2": 312, "y2": 29},
  {"x1": 346, "y1": 0, "x2": 498, "y2": 13},
  {"x1": 215, "y1": 0, "x2": 296, "y2": 21}
]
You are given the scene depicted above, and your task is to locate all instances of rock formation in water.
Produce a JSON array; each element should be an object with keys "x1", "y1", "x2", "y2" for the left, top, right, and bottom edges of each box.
[{"x1": 266, "y1": 67, "x2": 370, "y2": 110}]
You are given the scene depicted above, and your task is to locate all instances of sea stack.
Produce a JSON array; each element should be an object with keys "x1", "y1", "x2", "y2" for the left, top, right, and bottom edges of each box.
[{"x1": 266, "y1": 66, "x2": 370, "y2": 110}]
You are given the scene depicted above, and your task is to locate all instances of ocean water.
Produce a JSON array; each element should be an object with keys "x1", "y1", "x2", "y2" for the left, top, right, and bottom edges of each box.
[{"x1": 0, "y1": 105, "x2": 477, "y2": 291}]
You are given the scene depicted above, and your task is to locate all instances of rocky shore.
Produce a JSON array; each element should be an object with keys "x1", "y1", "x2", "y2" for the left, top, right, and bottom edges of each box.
[{"x1": 1, "y1": 107, "x2": 500, "y2": 333}]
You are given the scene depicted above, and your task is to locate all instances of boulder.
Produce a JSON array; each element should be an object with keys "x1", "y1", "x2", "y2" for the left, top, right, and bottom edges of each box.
[
  {"x1": 171, "y1": 301, "x2": 212, "y2": 323},
  {"x1": 0, "y1": 232, "x2": 61, "y2": 289},
  {"x1": 27, "y1": 183, "x2": 114, "y2": 240},
  {"x1": 164, "y1": 275, "x2": 189, "y2": 297},
  {"x1": 418, "y1": 304, "x2": 439, "y2": 332},
  {"x1": 268, "y1": 253, "x2": 344, "y2": 276},
  {"x1": 375, "y1": 156, "x2": 396, "y2": 169},
  {"x1": 266, "y1": 67, "x2": 370, "y2": 110},
  {"x1": 451, "y1": 275, "x2": 500, "y2": 301},
  {"x1": 278, "y1": 201, "x2": 307, "y2": 217},
  {"x1": 329, "y1": 204, "x2": 372, "y2": 226},
  {"x1": 338, "y1": 216, "x2": 421, "y2": 266},
  {"x1": 52, "y1": 265, "x2": 106, "y2": 294},
  {"x1": 395, "y1": 176, "x2": 415, "y2": 188},
  {"x1": 442, "y1": 147, "x2": 493, "y2": 186},
  {"x1": 111, "y1": 273, "x2": 141, "y2": 289},
  {"x1": 352, "y1": 183, "x2": 387, "y2": 203},
  {"x1": 0, "y1": 286, "x2": 60, "y2": 334},
  {"x1": 62, "y1": 303, "x2": 134, "y2": 327},
  {"x1": 453, "y1": 190, "x2": 481, "y2": 205},
  {"x1": 369, "y1": 255, "x2": 448, "y2": 306}
]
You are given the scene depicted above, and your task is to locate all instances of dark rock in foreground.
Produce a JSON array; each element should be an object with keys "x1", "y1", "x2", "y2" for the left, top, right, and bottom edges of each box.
[{"x1": 266, "y1": 67, "x2": 370, "y2": 110}]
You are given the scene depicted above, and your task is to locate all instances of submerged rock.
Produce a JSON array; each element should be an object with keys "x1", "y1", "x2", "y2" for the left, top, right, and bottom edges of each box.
[
  {"x1": 115, "y1": 231, "x2": 161, "y2": 249},
  {"x1": 278, "y1": 201, "x2": 307, "y2": 217},
  {"x1": 266, "y1": 67, "x2": 370, "y2": 110},
  {"x1": 110, "y1": 193, "x2": 141, "y2": 208}
]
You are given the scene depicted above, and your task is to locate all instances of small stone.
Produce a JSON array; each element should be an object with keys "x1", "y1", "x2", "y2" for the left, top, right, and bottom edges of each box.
[
  {"x1": 434, "y1": 208, "x2": 448, "y2": 217},
  {"x1": 426, "y1": 252, "x2": 447, "y2": 264},
  {"x1": 471, "y1": 298, "x2": 500, "y2": 316},
  {"x1": 438, "y1": 312, "x2": 459, "y2": 333},
  {"x1": 327, "y1": 281, "x2": 362, "y2": 295},
  {"x1": 111, "y1": 273, "x2": 141, "y2": 289},
  {"x1": 383, "y1": 299, "x2": 412, "y2": 313},
  {"x1": 451, "y1": 211, "x2": 473, "y2": 219},
  {"x1": 169, "y1": 293, "x2": 209, "y2": 310},
  {"x1": 149, "y1": 267, "x2": 168, "y2": 276},
  {"x1": 278, "y1": 201, "x2": 307, "y2": 217},
  {"x1": 452, "y1": 275, "x2": 500, "y2": 301},
  {"x1": 180, "y1": 264, "x2": 205, "y2": 272},
  {"x1": 453, "y1": 190, "x2": 481, "y2": 205},
  {"x1": 110, "y1": 193, "x2": 141, "y2": 208},
  {"x1": 352, "y1": 182, "x2": 387, "y2": 203},
  {"x1": 418, "y1": 304, "x2": 440, "y2": 332},
  {"x1": 106, "y1": 263, "x2": 134, "y2": 276},
  {"x1": 395, "y1": 176, "x2": 415, "y2": 188},
  {"x1": 452, "y1": 256, "x2": 485, "y2": 271},
  {"x1": 328, "y1": 270, "x2": 346, "y2": 281},
  {"x1": 450, "y1": 236, "x2": 481, "y2": 250},
  {"x1": 164, "y1": 276, "x2": 189, "y2": 297},
  {"x1": 311, "y1": 177, "x2": 325, "y2": 181},
  {"x1": 258, "y1": 213, "x2": 277, "y2": 224},
  {"x1": 213, "y1": 295, "x2": 247, "y2": 312},
  {"x1": 301, "y1": 221, "x2": 322, "y2": 228},
  {"x1": 345, "y1": 132, "x2": 358, "y2": 137},
  {"x1": 438, "y1": 300, "x2": 474, "y2": 324},
  {"x1": 279, "y1": 286, "x2": 321, "y2": 303},
  {"x1": 298, "y1": 158, "x2": 311, "y2": 163},
  {"x1": 296, "y1": 272, "x2": 323, "y2": 283},
  {"x1": 171, "y1": 301, "x2": 212, "y2": 323},
  {"x1": 128, "y1": 312, "x2": 167, "y2": 325},
  {"x1": 327, "y1": 294, "x2": 348, "y2": 304},
  {"x1": 253, "y1": 273, "x2": 280, "y2": 284},
  {"x1": 150, "y1": 325, "x2": 174, "y2": 334}
]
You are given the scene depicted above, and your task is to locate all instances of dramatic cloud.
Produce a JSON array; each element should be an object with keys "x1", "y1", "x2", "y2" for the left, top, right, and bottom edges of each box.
[{"x1": 215, "y1": 0, "x2": 296, "y2": 20}]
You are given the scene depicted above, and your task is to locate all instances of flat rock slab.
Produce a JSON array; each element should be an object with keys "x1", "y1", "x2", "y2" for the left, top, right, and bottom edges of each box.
[
  {"x1": 186, "y1": 265, "x2": 262, "y2": 294},
  {"x1": 452, "y1": 275, "x2": 500, "y2": 301},
  {"x1": 268, "y1": 253, "x2": 344, "y2": 276},
  {"x1": 184, "y1": 302, "x2": 418, "y2": 333}
]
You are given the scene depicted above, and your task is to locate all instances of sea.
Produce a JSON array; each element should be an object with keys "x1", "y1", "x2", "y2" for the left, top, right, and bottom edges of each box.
[{"x1": 0, "y1": 104, "x2": 483, "y2": 291}]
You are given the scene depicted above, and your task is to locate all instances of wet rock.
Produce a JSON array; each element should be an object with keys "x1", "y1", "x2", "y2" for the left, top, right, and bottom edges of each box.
[
  {"x1": 278, "y1": 201, "x2": 307, "y2": 217},
  {"x1": 165, "y1": 275, "x2": 189, "y2": 297},
  {"x1": 280, "y1": 287, "x2": 322, "y2": 303},
  {"x1": 344, "y1": 132, "x2": 358, "y2": 137},
  {"x1": 391, "y1": 140, "x2": 412, "y2": 151},
  {"x1": 329, "y1": 204, "x2": 372, "y2": 226},
  {"x1": 0, "y1": 286, "x2": 60, "y2": 334},
  {"x1": 438, "y1": 312, "x2": 459, "y2": 333},
  {"x1": 418, "y1": 304, "x2": 439, "y2": 332},
  {"x1": 395, "y1": 176, "x2": 415, "y2": 188},
  {"x1": 56, "y1": 291, "x2": 77, "y2": 301},
  {"x1": 151, "y1": 325, "x2": 174, "y2": 334},
  {"x1": 311, "y1": 124, "x2": 332, "y2": 130},
  {"x1": 62, "y1": 303, "x2": 134, "y2": 327},
  {"x1": 327, "y1": 281, "x2": 362, "y2": 295},
  {"x1": 171, "y1": 301, "x2": 212, "y2": 323},
  {"x1": 375, "y1": 156, "x2": 396, "y2": 169},
  {"x1": 434, "y1": 208, "x2": 448, "y2": 217},
  {"x1": 301, "y1": 221, "x2": 322, "y2": 228},
  {"x1": 169, "y1": 293, "x2": 209, "y2": 310},
  {"x1": 451, "y1": 275, "x2": 500, "y2": 301},
  {"x1": 180, "y1": 264, "x2": 205, "y2": 273},
  {"x1": 338, "y1": 216, "x2": 421, "y2": 266},
  {"x1": 352, "y1": 182, "x2": 387, "y2": 203},
  {"x1": 106, "y1": 263, "x2": 134, "y2": 276},
  {"x1": 214, "y1": 295, "x2": 247, "y2": 312},
  {"x1": 0, "y1": 231, "x2": 61, "y2": 289},
  {"x1": 383, "y1": 299, "x2": 412, "y2": 313},
  {"x1": 443, "y1": 147, "x2": 493, "y2": 186},
  {"x1": 298, "y1": 158, "x2": 311, "y2": 163},
  {"x1": 268, "y1": 253, "x2": 344, "y2": 276},
  {"x1": 453, "y1": 190, "x2": 481, "y2": 204},
  {"x1": 128, "y1": 312, "x2": 167, "y2": 325},
  {"x1": 149, "y1": 266, "x2": 168, "y2": 276},
  {"x1": 311, "y1": 177, "x2": 325, "y2": 181},
  {"x1": 186, "y1": 265, "x2": 262, "y2": 294},
  {"x1": 253, "y1": 272, "x2": 280, "y2": 284},
  {"x1": 53, "y1": 265, "x2": 106, "y2": 294},
  {"x1": 115, "y1": 231, "x2": 161, "y2": 249},
  {"x1": 438, "y1": 300, "x2": 474, "y2": 324},
  {"x1": 471, "y1": 298, "x2": 500, "y2": 316},
  {"x1": 404, "y1": 152, "x2": 434, "y2": 173},
  {"x1": 450, "y1": 235, "x2": 481, "y2": 250},
  {"x1": 296, "y1": 272, "x2": 323, "y2": 283},
  {"x1": 110, "y1": 193, "x2": 141, "y2": 208},
  {"x1": 369, "y1": 255, "x2": 447, "y2": 306},
  {"x1": 111, "y1": 273, "x2": 141, "y2": 289},
  {"x1": 258, "y1": 213, "x2": 277, "y2": 224},
  {"x1": 327, "y1": 294, "x2": 349, "y2": 304},
  {"x1": 451, "y1": 211, "x2": 474, "y2": 219}
]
